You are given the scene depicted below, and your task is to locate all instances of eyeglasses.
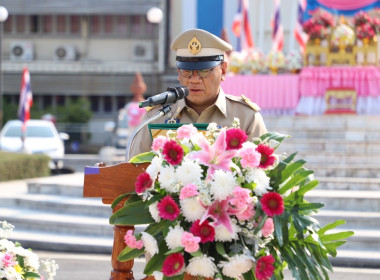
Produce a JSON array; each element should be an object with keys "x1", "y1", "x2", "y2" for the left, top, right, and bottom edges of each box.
[{"x1": 179, "y1": 66, "x2": 218, "y2": 79}]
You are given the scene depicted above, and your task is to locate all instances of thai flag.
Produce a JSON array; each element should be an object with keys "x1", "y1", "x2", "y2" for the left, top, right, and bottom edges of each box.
[
  {"x1": 294, "y1": 0, "x2": 308, "y2": 53},
  {"x1": 271, "y1": 0, "x2": 284, "y2": 51},
  {"x1": 232, "y1": 0, "x2": 254, "y2": 52},
  {"x1": 17, "y1": 66, "x2": 33, "y2": 131}
]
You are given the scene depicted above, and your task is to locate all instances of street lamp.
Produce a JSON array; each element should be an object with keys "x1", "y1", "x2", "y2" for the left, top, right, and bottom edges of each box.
[
  {"x1": 146, "y1": 7, "x2": 163, "y2": 96},
  {"x1": 0, "y1": 6, "x2": 8, "y2": 130}
]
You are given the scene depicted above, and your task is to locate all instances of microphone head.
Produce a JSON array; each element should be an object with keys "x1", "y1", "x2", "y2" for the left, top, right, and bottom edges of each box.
[{"x1": 175, "y1": 86, "x2": 189, "y2": 99}]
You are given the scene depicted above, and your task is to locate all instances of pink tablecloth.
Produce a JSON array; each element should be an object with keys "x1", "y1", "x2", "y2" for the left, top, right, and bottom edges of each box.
[
  {"x1": 221, "y1": 74, "x2": 300, "y2": 110},
  {"x1": 299, "y1": 66, "x2": 380, "y2": 97}
]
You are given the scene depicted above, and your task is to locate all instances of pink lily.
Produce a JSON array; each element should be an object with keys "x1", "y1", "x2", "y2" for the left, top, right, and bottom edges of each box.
[
  {"x1": 200, "y1": 199, "x2": 233, "y2": 233},
  {"x1": 188, "y1": 129, "x2": 236, "y2": 179}
]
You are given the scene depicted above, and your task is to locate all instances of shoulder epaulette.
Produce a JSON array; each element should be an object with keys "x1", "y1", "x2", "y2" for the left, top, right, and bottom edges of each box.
[{"x1": 241, "y1": 95, "x2": 261, "y2": 112}]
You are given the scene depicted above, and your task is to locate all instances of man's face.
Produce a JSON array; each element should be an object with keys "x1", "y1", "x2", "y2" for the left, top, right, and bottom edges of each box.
[{"x1": 177, "y1": 62, "x2": 227, "y2": 110}]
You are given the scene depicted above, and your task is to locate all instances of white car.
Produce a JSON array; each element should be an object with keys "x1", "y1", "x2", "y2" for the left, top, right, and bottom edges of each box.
[{"x1": 0, "y1": 119, "x2": 69, "y2": 169}]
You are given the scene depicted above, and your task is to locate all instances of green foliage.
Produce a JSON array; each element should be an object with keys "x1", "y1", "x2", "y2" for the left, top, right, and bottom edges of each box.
[
  {"x1": 0, "y1": 152, "x2": 50, "y2": 181},
  {"x1": 56, "y1": 98, "x2": 92, "y2": 123}
]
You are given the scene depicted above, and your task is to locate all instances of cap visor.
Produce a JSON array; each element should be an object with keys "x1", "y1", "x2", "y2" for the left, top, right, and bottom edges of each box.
[{"x1": 177, "y1": 60, "x2": 222, "y2": 70}]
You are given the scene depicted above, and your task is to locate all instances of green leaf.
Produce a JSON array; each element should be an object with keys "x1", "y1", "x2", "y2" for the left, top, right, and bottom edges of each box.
[
  {"x1": 145, "y1": 220, "x2": 168, "y2": 237},
  {"x1": 144, "y1": 239, "x2": 168, "y2": 275},
  {"x1": 320, "y1": 231, "x2": 355, "y2": 243},
  {"x1": 165, "y1": 247, "x2": 184, "y2": 255},
  {"x1": 318, "y1": 220, "x2": 346, "y2": 235},
  {"x1": 129, "y1": 152, "x2": 156, "y2": 163},
  {"x1": 17, "y1": 255, "x2": 24, "y2": 267},
  {"x1": 281, "y1": 159, "x2": 307, "y2": 184},
  {"x1": 283, "y1": 152, "x2": 298, "y2": 164},
  {"x1": 216, "y1": 242, "x2": 227, "y2": 257},
  {"x1": 274, "y1": 215, "x2": 283, "y2": 247},
  {"x1": 164, "y1": 273, "x2": 185, "y2": 280},
  {"x1": 111, "y1": 192, "x2": 135, "y2": 209},
  {"x1": 279, "y1": 169, "x2": 314, "y2": 195},
  {"x1": 259, "y1": 132, "x2": 290, "y2": 146},
  {"x1": 285, "y1": 180, "x2": 319, "y2": 202},
  {"x1": 110, "y1": 199, "x2": 155, "y2": 225},
  {"x1": 324, "y1": 241, "x2": 347, "y2": 257},
  {"x1": 118, "y1": 246, "x2": 144, "y2": 262},
  {"x1": 190, "y1": 250, "x2": 203, "y2": 257},
  {"x1": 242, "y1": 269, "x2": 255, "y2": 280},
  {"x1": 24, "y1": 272, "x2": 41, "y2": 279}
]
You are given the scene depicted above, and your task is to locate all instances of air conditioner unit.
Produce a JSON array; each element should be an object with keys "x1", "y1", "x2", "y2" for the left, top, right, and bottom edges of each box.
[
  {"x1": 53, "y1": 45, "x2": 78, "y2": 61},
  {"x1": 10, "y1": 41, "x2": 34, "y2": 61},
  {"x1": 131, "y1": 42, "x2": 154, "y2": 61}
]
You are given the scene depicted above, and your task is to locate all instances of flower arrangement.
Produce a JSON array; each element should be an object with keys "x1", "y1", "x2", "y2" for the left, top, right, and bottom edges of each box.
[
  {"x1": 227, "y1": 51, "x2": 245, "y2": 74},
  {"x1": 356, "y1": 22, "x2": 376, "y2": 41},
  {"x1": 303, "y1": 9, "x2": 334, "y2": 41},
  {"x1": 330, "y1": 23, "x2": 355, "y2": 47},
  {"x1": 246, "y1": 50, "x2": 266, "y2": 74},
  {"x1": 265, "y1": 51, "x2": 285, "y2": 73},
  {"x1": 284, "y1": 51, "x2": 303, "y2": 73},
  {"x1": 110, "y1": 120, "x2": 353, "y2": 280},
  {"x1": 353, "y1": 11, "x2": 377, "y2": 41},
  {"x1": 0, "y1": 221, "x2": 58, "y2": 280}
]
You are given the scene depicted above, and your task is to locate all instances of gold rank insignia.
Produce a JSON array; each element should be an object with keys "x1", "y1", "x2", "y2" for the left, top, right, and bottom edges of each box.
[
  {"x1": 188, "y1": 36, "x2": 202, "y2": 55},
  {"x1": 241, "y1": 95, "x2": 261, "y2": 112}
]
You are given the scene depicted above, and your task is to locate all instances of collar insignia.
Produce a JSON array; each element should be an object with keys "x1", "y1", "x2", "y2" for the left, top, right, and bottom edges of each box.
[{"x1": 188, "y1": 36, "x2": 202, "y2": 55}]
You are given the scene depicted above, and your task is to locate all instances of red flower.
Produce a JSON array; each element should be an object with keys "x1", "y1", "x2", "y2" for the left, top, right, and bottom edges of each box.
[
  {"x1": 162, "y1": 140, "x2": 184, "y2": 165},
  {"x1": 157, "y1": 196, "x2": 180, "y2": 221},
  {"x1": 135, "y1": 172, "x2": 153, "y2": 193},
  {"x1": 225, "y1": 128, "x2": 248, "y2": 150},
  {"x1": 255, "y1": 255, "x2": 275, "y2": 280},
  {"x1": 260, "y1": 192, "x2": 284, "y2": 217},
  {"x1": 190, "y1": 219, "x2": 215, "y2": 243},
  {"x1": 256, "y1": 144, "x2": 276, "y2": 168},
  {"x1": 162, "y1": 253, "x2": 185, "y2": 277}
]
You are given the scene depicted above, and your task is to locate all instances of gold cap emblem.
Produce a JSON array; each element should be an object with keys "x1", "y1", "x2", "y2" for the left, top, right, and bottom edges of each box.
[{"x1": 188, "y1": 36, "x2": 202, "y2": 55}]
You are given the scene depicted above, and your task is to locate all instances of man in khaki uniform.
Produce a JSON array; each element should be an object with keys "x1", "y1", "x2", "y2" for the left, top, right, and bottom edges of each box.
[{"x1": 128, "y1": 28, "x2": 267, "y2": 159}]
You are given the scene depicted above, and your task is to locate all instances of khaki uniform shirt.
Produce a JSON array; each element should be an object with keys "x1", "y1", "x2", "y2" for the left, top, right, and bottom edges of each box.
[{"x1": 128, "y1": 89, "x2": 267, "y2": 160}]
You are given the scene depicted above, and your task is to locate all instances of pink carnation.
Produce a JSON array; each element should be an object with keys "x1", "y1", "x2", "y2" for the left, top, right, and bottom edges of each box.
[
  {"x1": 151, "y1": 135, "x2": 168, "y2": 152},
  {"x1": 162, "y1": 140, "x2": 184, "y2": 165},
  {"x1": 179, "y1": 184, "x2": 199, "y2": 199},
  {"x1": 177, "y1": 124, "x2": 197, "y2": 140},
  {"x1": 124, "y1": 230, "x2": 143, "y2": 249},
  {"x1": 262, "y1": 217, "x2": 274, "y2": 237},
  {"x1": 255, "y1": 255, "x2": 275, "y2": 280},
  {"x1": 239, "y1": 147, "x2": 261, "y2": 168},
  {"x1": 260, "y1": 192, "x2": 284, "y2": 217},
  {"x1": 226, "y1": 128, "x2": 248, "y2": 150},
  {"x1": 135, "y1": 172, "x2": 153, "y2": 193},
  {"x1": 181, "y1": 232, "x2": 201, "y2": 253},
  {"x1": 2, "y1": 252, "x2": 15, "y2": 267},
  {"x1": 157, "y1": 196, "x2": 181, "y2": 221},
  {"x1": 162, "y1": 253, "x2": 185, "y2": 277}
]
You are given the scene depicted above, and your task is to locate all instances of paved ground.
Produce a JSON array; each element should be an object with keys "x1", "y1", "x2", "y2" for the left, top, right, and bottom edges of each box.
[{"x1": 35, "y1": 250, "x2": 380, "y2": 280}]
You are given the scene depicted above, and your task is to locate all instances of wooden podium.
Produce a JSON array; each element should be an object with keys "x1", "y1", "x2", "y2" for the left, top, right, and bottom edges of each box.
[{"x1": 83, "y1": 161, "x2": 151, "y2": 280}]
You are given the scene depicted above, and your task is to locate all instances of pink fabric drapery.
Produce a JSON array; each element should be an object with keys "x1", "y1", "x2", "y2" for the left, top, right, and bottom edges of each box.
[
  {"x1": 221, "y1": 74, "x2": 300, "y2": 110},
  {"x1": 317, "y1": 0, "x2": 377, "y2": 10},
  {"x1": 299, "y1": 66, "x2": 380, "y2": 97}
]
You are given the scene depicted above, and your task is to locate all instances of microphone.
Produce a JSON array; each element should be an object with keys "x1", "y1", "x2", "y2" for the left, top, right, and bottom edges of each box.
[{"x1": 139, "y1": 86, "x2": 189, "y2": 108}]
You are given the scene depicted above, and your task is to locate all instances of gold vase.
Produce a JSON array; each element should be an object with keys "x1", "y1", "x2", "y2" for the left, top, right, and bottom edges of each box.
[{"x1": 363, "y1": 37, "x2": 369, "y2": 46}]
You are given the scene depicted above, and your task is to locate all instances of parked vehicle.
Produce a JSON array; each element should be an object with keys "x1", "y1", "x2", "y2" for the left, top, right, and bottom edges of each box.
[{"x1": 0, "y1": 120, "x2": 69, "y2": 169}]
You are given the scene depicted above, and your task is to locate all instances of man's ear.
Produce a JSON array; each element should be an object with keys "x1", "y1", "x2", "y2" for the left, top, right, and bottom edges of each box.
[
  {"x1": 221, "y1": 62, "x2": 227, "y2": 81},
  {"x1": 177, "y1": 68, "x2": 181, "y2": 81}
]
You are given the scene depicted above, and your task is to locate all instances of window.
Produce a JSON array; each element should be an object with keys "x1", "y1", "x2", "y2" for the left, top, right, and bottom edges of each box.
[
  {"x1": 90, "y1": 96, "x2": 99, "y2": 112},
  {"x1": 56, "y1": 15, "x2": 67, "y2": 34},
  {"x1": 4, "y1": 15, "x2": 12, "y2": 33},
  {"x1": 30, "y1": 15, "x2": 39, "y2": 33},
  {"x1": 104, "y1": 15, "x2": 113, "y2": 34},
  {"x1": 116, "y1": 15, "x2": 127, "y2": 35},
  {"x1": 70, "y1": 15, "x2": 80, "y2": 34},
  {"x1": 90, "y1": 15, "x2": 101, "y2": 34},
  {"x1": 104, "y1": 96, "x2": 112, "y2": 112},
  {"x1": 16, "y1": 15, "x2": 26, "y2": 33},
  {"x1": 42, "y1": 15, "x2": 53, "y2": 34}
]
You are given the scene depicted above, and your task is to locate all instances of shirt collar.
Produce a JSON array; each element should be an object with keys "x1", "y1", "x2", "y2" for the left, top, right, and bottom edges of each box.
[{"x1": 171, "y1": 87, "x2": 228, "y2": 118}]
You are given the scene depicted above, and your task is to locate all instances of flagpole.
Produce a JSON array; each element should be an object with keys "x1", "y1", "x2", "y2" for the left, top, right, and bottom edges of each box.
[
  {"x1": 289, "y1": 0, "x2": 298, "y2": 51},
  {"x1": 0, "y1": 6, "x2": 8, "y2": 130},
  {"x1": 258, "y1": 0, "x2": 265, "y2": 51}
]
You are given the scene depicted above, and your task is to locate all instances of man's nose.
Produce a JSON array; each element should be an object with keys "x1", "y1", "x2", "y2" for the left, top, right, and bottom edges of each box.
[{"x1": 189, "y1": 70, "x2": 201, "y2": 80}]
